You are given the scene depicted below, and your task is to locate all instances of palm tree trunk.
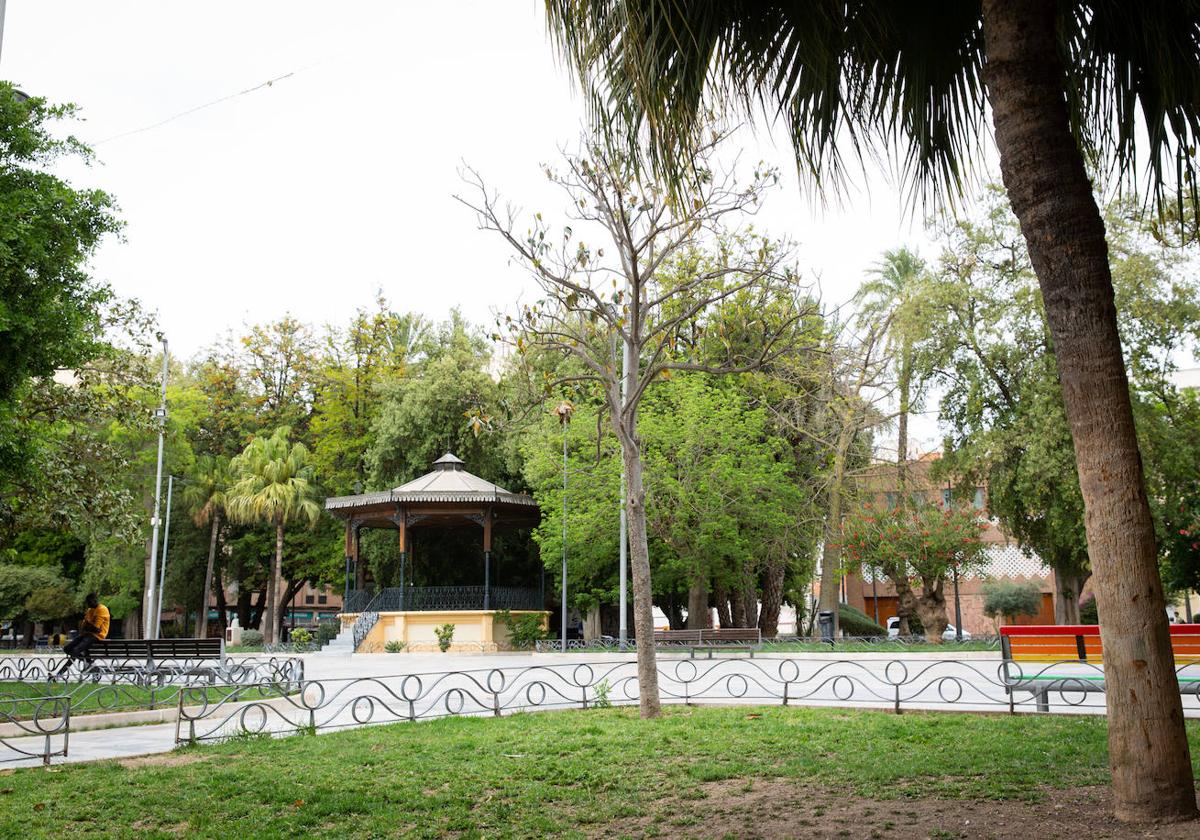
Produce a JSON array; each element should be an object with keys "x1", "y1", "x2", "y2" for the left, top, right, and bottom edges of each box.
[
  {"x1": 897, "y1": 350, "x2": 910, "y2": 500},
  {"x1": 982, "y1": 0, "x2": 1195, "y2": 820},
  {"x1": 198, "y1": 512, "x2": 220, "y2": 639},
  {"x1": 265, "y1": 518, "x2": 284, "y2": 645},
  {"x1": 618, "y1": 424, "x2": 662, "y2": 718}
]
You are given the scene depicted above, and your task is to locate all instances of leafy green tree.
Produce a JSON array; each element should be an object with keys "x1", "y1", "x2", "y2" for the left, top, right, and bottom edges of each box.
[
  {"x1": 839, "y1": 503, "x2": 987, "y2": 643},
  {"x1": 0, "y1": 564, "x2": 74, "y2": 644},
  {"x1": 982, "y1": 580, "x2": 1043, "y2": 630},
  {"x1": 934, "y1": 191, "x2": 1200, "y2": 624},
  {"x1": 368, "y1": 314, "x2": 512, "y2": 488},
  {"x1": 227, "y1": 427, "x2": 321, "y2": 644},
  {"x1": 311, "y1": 296, "x2": 427, "y2": 495},
  {"x1": 0, "y1": 84, "x2": 120, "y2": 483},
  {"x1": 545, "y1": 0, "x2": 1200, "y2": 816}
]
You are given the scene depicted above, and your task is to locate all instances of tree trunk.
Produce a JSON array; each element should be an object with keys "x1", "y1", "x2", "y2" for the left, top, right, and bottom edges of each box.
[
  {"x1": 198, "y1": 512, "x2": 220, "y2": 639},
  {"x1": 817, "y1": 435, "x2": 850, "y2": 636},
  {"x1": 1053, "y1": 568, "x2": 1086, "y2": 626},
  {"x1": 759, "y1": 556, "x2": 785, "y2": 638},
  {"x1": 982, "y1": 0, "x2": 1196, "y2": 820},
  {"x1": 714, "y1": 580, "x2": 731, "y2": 629},
  {"x1": 264, "y1": 518, "x2": 284, "y2": 644},
  {"x1": 897, "y1": 350, "x2": 910, "y2": 498},
  {"x1": 687, "y1": 580, "x2": 709, "y2": 630},
  {"x1": 214, "y1": 565, "x2": 227, "y2": 636},
  {"x1": 913, "y1": 580, "x2": 948, "y2": 645},
  {"x1": 238, "y1": 589, "x2": 253, "y2": 629},
  {"x1": 619, "y1": 426, "x2": 662, "y2": 718},
  {"x1": 729, "y1": 589, "x2": 746, "y2": 627},
  {"x1": 741, "y1": 578, "x2": 758, "y2": 630},
  {"x1": 278, "y1": 578, "x2": 304, "y2": 638},
  {"x1": 250, "y1": 586, "x2": 267, "y2": 630}
]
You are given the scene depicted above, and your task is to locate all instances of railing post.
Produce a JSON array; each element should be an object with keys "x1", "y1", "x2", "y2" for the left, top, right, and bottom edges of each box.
[
  {"x1": 782, "y1": 682, "x2": 789, "y2": 707},
  {"x1": 894, "y1": 684, "x2": 901, "y2": 715},
  {"x1": 62, "y1": 700, "x2": 69, "y2": 759}
]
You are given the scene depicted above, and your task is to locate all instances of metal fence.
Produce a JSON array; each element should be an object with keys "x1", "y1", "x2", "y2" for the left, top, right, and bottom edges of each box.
[
  {"x1": 346, "y1": 586, "x2": 543, "y2": 613},
  {"x1": 532, "y1": 635, "x2": 1001, "y2": 653},
  {"x1": 172, "y1": 657, "x2": 1200, "y2": 746},
  {"x1": 0, "y1": 655, "x2": 305, "y2": 687},
  {"x1": 0, "y1": 696, "x2": 69, "y2": 767}
]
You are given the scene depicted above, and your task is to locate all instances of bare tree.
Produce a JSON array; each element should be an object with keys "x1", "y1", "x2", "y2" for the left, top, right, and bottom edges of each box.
[
  {"x1": 459, "y1": 131, "x2": 808, "y2": 717},
  {"x1": 767, "y1": 312, "x2": 896, "y2": 637}
]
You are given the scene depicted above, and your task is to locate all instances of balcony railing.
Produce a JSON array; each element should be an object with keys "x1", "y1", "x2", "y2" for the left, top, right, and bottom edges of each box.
[{"x1": 344, "y1": 586, "x2": 543, "y2": 614}]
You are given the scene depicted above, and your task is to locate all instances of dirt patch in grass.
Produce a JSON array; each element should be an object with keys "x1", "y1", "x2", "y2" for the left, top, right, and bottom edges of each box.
[
  {"x1": 598, "y1": 778, "x2": 1200, "y2": 839},
  {"x1": 118, "y1": 752, "x2": 212, "y2": 770}
]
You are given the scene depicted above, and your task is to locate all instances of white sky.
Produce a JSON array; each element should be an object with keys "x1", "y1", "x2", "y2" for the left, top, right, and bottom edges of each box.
[{"x1": 4, "y1": 1, "x2": 999, "y2": 455}]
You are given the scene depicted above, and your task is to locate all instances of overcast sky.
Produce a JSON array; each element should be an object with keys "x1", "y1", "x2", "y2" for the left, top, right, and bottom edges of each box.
[{"x1": 4, "y1": 1, "x2": 1004, "y2": 455}]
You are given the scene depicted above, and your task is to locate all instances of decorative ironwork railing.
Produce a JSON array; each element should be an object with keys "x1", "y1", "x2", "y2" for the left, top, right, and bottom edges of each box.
[
  {"x1": 345, "y1": 586, "x2": 543, "y2": 614},
  {"x1": 532, "y1": 635, "x2": 1002, "y2": 653},
  {"x1": 0, "y1": 695, "x2": 69, "y2": 767},
  {"x1": 172, "y1": 657, "x2": 1200, "y2": 747},
  {"x1": 0, "y1": 655, "x2": 304, "y2": 688},
  {"x1": 343, "y1": 588, "x2": 375, "y2": 613}
]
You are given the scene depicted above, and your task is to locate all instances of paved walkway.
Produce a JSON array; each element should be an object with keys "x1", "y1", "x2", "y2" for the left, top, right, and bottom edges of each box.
[{"x1": 4, "y1": 650, "x2": 1196, "y2": 770}]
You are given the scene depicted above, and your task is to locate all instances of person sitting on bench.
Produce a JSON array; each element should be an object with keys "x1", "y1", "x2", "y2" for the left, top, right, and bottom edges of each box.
[{"x1": 58, "y1": 593, "x2": 109, "y2": 676}]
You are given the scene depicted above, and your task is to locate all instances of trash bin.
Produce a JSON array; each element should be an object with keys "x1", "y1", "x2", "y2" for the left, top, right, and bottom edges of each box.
[{"x1": 817, "y1": 610, "x2": 835, "y2": 644}]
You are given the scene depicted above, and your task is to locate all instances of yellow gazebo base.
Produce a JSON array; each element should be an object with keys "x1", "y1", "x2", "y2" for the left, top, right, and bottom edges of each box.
[{"x1": 341, "y1": 610, "x2": 548, "y2": 653}]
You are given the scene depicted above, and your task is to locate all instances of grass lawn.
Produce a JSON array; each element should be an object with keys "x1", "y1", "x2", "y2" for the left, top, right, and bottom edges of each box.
[
  {"x1": 0, "y1": 681, "x2": 289, "y2": 718},
  {"x1": 3, "y1": 706, "x2": 1198, "y2": 839}
]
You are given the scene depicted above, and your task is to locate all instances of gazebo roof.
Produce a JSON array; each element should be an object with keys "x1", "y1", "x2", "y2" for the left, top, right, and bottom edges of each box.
[{"x1": 325, "y1": 453, "x2": 538, "y2": 512}]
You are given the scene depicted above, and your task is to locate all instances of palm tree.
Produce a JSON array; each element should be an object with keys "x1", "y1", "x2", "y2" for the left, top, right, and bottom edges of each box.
[
  {"x1": 857, "y1": 249, "x2": 933, "y2": 501},
  {"x1": 544, "y1": 0, "x2": 1200, "y2": 821},
  {"x1": 183, "y1": 455, "x2": 231, "y2": 640},
  {"x1": 227, "y1": 428, "x2": 321, "y2": 645},
  {"x1": 856, "y1": 248, "x2": 935, "y2": 636}
]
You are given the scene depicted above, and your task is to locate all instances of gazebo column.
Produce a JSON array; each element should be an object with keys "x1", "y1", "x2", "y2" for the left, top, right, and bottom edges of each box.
[
  {"x1": 353, "y1": 522, "x2": 365, "y2": 591},
  {"x1": 483, "y1": 507, "x2": 493, "y2": 611},
  {"x1": 343, "y1": 519, "x2": 354, "y2": 603},
  {"x1": 396, "y1": 507, "x2": 407, "y2": 612}
]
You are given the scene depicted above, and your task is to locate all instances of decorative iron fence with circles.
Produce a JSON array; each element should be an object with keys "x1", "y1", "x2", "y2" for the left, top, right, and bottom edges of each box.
[
  {"x1": 0, "y1": 695, "x2": 69, "y2": 767},
  {"x1": 172, "y1": 657, "x2": 1200, "y2": 746}
]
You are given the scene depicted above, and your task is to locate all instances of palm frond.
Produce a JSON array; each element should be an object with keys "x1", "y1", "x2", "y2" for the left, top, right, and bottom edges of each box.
[{"x1": 546, "y1": 0, "x2": 1200, "y2": 217}]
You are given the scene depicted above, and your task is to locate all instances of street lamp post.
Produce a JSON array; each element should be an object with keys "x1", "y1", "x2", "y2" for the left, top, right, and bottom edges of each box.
[
  {"x1": 554, "y1": 401, "x2": 574, "y2": 653},
  {"x1": 154, "y1": 474, "x2": 174, "y2": 639},
  {"x1": 145, "y1": 338, "x2": 169, "y2": 639}
]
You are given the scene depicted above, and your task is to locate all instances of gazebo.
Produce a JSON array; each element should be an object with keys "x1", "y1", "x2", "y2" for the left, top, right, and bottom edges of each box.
[{"x1": 325, "y1": 453, "x2": 546, "y2": 651}]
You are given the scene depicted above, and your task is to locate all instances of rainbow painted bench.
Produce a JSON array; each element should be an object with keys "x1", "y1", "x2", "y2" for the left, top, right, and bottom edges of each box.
[{"x1": 999, "y1": 624, "x2": 1200, "y2": 712}]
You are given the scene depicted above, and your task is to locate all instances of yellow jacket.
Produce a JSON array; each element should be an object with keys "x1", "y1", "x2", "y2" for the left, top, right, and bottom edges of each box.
[{"x1": 82, "y1": 605, "x2": 110, "y2": 640}]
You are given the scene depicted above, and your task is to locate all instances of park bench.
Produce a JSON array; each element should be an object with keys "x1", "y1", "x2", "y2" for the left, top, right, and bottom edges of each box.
[
  {"x1": 1000, "y1": 624, "x2": 1200, "y2": 712},
  {"x1": 654, "y1": 628, "x2": 762, "y2": 658},
  {"x1": 60, "y1": 638, "x2": 227, "y2": 686}
]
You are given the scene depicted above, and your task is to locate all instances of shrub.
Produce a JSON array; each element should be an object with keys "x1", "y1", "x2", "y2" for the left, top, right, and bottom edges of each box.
[
  {"x1": 838, "y1": 603, "x2": 885, "y2": 637},
  {"x1": 496, "y1": 609, "x2": 549, "y2": 649},
  {"x1": 384, "y1": 640, "x2": 406, "y2": 653},
  {"x1": 982, "y1": 580, "x2": 1042, "y2": 625},
  {"x1": 1079, "y1": 594, "x2": 1099, "y2": 625},
  {"x1": 290, "y1": 627, "x2": 313, "y2": 648},
  {"x1": 316, "y1": 621, "x2": 339, "y2": 646},
  {"x1": 240, "y1": 629, "x2": 264, "y2": 648},
  {"x1": 434, "y1": 623, "x2": 455, "y2": 652}
]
